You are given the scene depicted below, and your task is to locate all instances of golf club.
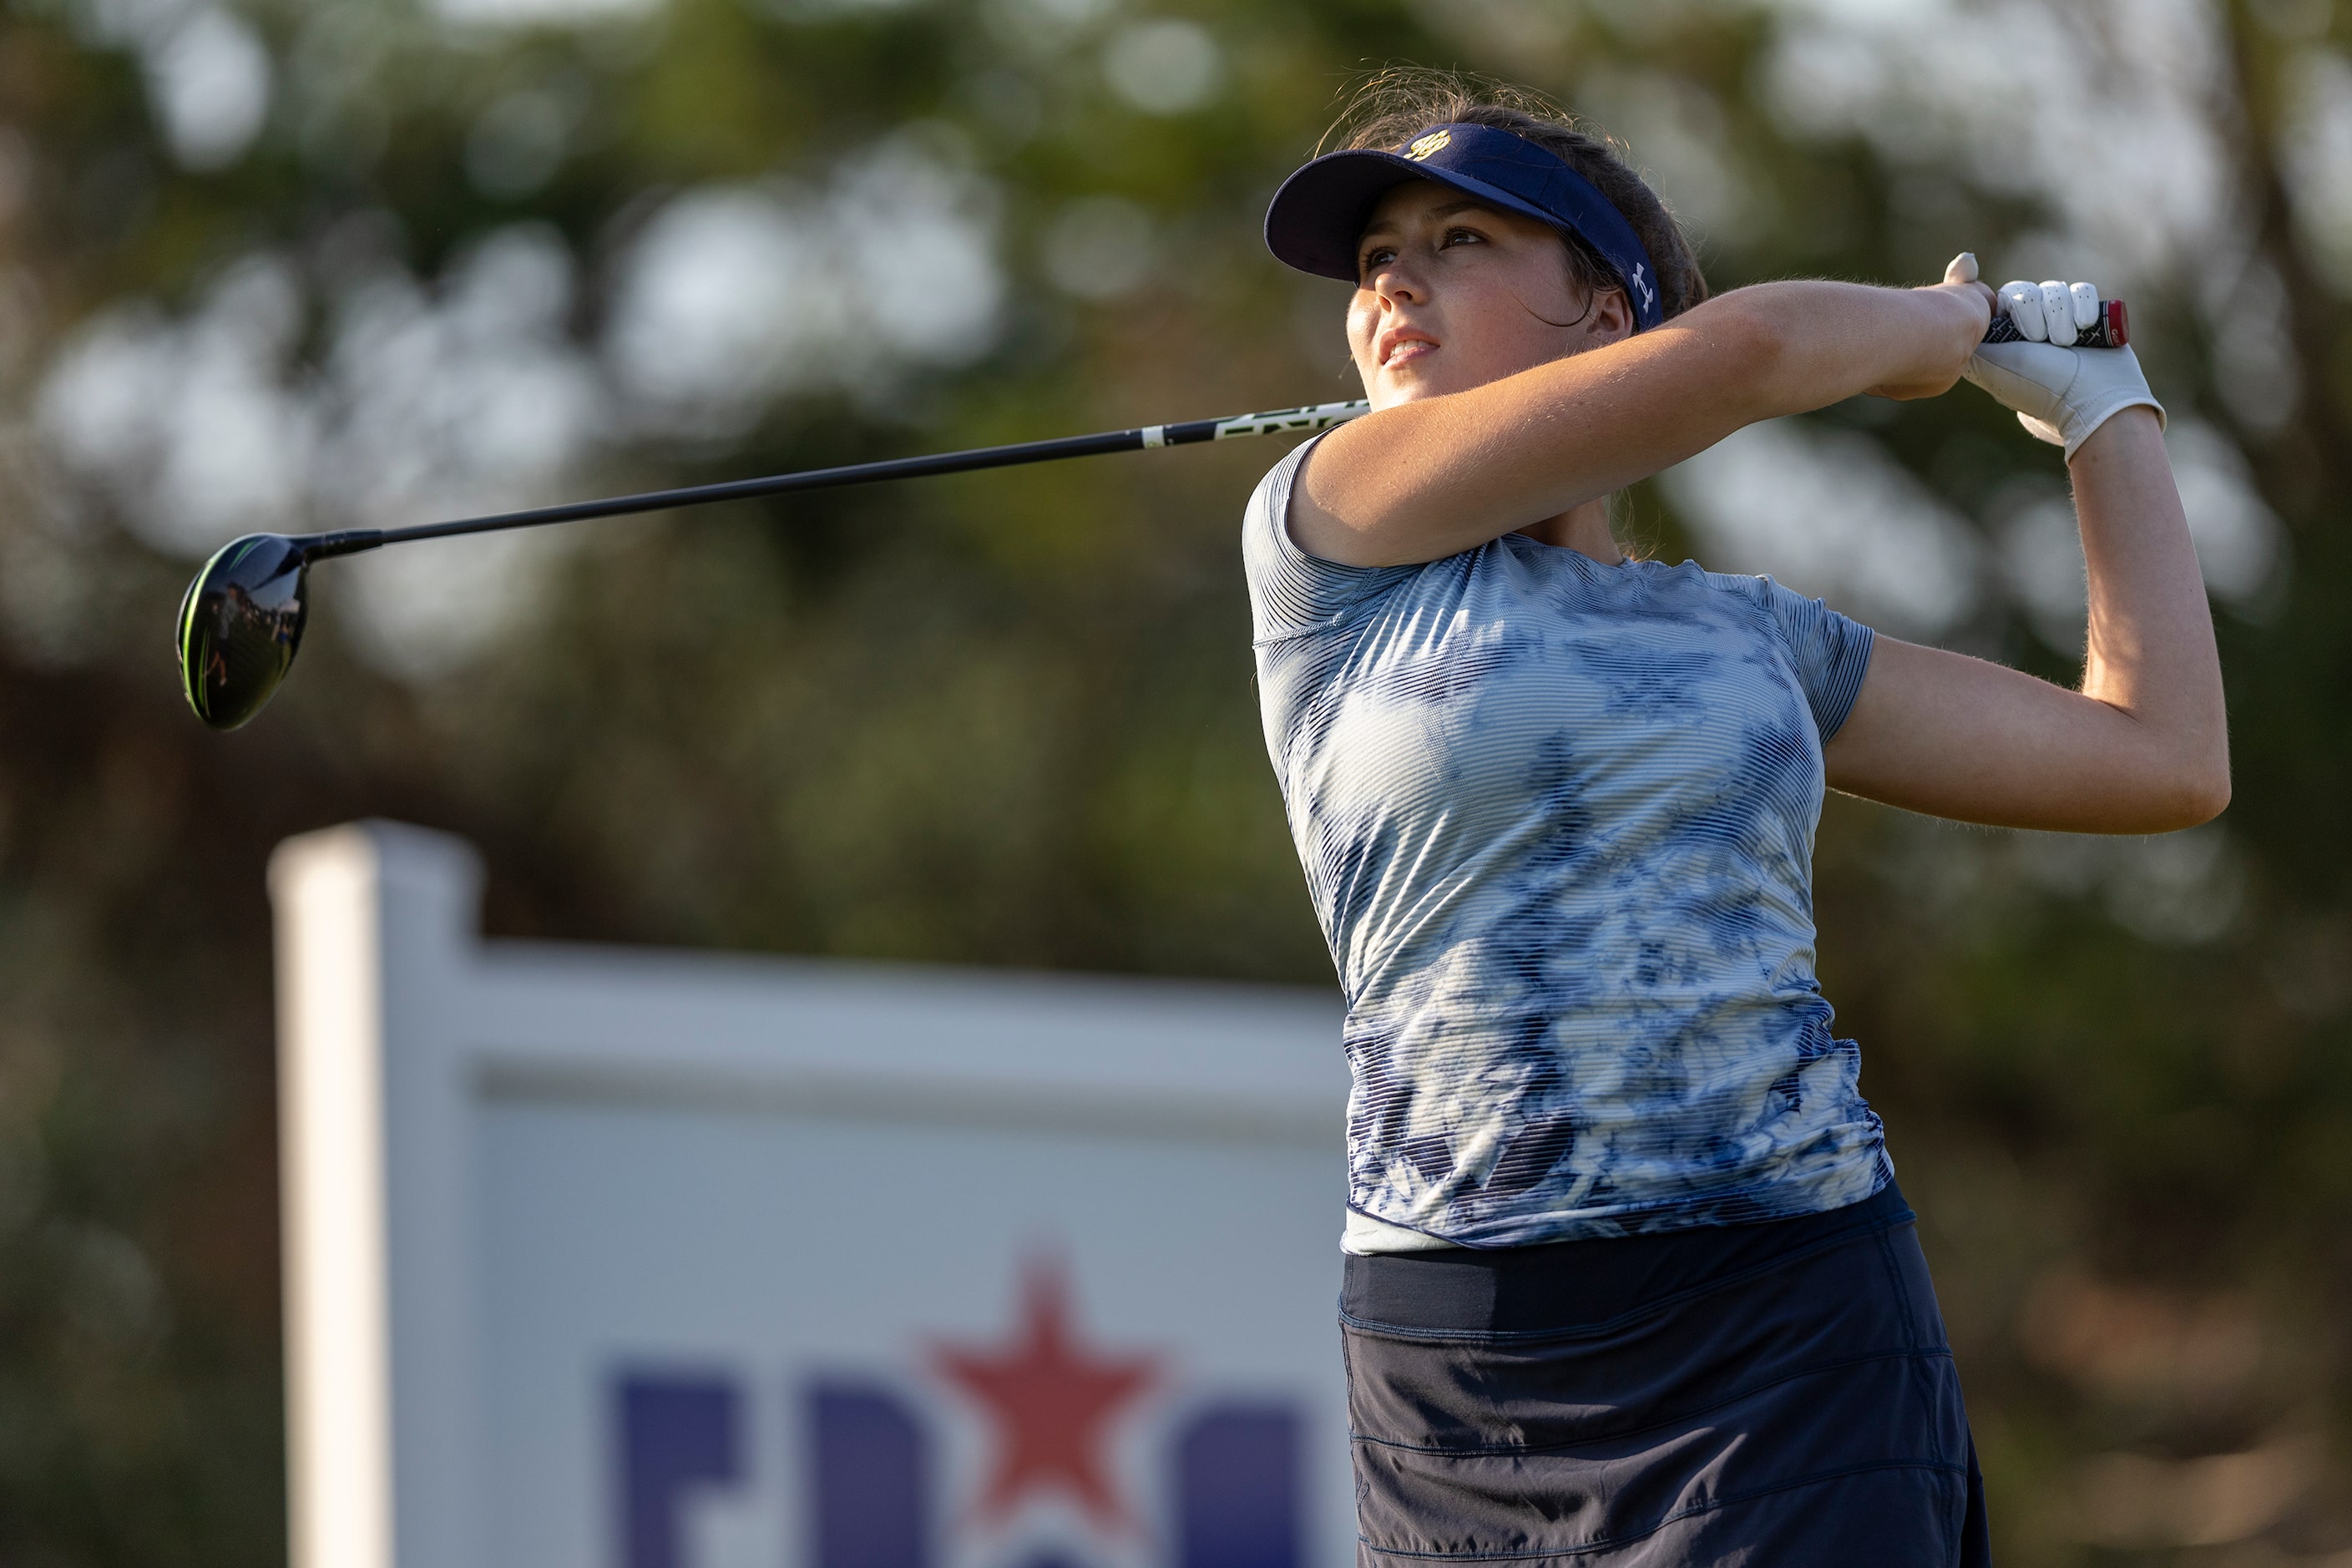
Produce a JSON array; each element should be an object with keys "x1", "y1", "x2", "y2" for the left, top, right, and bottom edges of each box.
[
  {"x1": 175, "y1": 293, "x2": 2126, "y2": 732},
  {"x1": 175, "y1": 398, "x2": 1373, "y2": 731}
]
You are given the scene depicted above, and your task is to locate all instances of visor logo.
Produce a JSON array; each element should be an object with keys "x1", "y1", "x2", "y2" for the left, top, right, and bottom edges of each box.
[{"x1": 1405, "y1": 129, "x2": 1452, "y2": 161}]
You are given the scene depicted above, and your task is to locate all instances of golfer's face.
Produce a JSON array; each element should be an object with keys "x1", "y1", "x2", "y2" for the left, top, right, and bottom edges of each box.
[{"x1": 1348, "y1": 180, "x2": 1619, "y2": 410}]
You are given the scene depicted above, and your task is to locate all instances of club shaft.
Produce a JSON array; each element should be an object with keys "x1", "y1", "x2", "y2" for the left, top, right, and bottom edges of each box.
[
  {"x1": 287, "y1": 296, "x2": 2133, "y2": 566},
  {"x1": 306, "y1": 399, "x2": 1373, "y2": 560}
]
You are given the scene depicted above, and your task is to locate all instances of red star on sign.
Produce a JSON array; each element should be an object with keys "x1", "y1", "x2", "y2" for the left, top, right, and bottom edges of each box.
[{"x1": 931, "y1": 1260, "x2": 1159, "y2": 1533}]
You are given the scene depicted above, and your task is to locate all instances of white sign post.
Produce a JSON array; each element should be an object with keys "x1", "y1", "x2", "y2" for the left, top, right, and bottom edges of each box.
[{"x1": 271, "y1": 822, "x2": 1352, "y2": 1568}]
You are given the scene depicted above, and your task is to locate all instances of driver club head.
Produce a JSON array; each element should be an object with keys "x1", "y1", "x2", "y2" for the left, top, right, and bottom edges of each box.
[{"x1": 177, "y1": 534, "x2": 311, "y2": 731}]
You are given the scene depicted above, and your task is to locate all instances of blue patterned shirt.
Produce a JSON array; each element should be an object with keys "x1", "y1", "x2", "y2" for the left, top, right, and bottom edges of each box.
[{"x1": 1245, "y1": 441, "x2": 1891, "y2": 1249}]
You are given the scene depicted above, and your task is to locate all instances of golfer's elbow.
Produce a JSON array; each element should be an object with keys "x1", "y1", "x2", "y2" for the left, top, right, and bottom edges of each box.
[
  {"x1": 2175, "y1": 755, "x2": 2233, "y2": 828},
  {"x1": 2135, "y1": 745, "x2": 2232, "y2": 832}
]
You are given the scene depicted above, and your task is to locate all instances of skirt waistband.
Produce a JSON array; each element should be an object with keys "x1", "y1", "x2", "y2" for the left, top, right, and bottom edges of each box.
[{"x1": 1341, "y1": 1181, "x2": 1914, "y2": 1336}]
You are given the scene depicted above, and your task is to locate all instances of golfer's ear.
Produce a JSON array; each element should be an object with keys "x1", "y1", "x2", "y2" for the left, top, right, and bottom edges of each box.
[{"x1": 1586, "y1": 284, "x2": 1636, "y2": 345}]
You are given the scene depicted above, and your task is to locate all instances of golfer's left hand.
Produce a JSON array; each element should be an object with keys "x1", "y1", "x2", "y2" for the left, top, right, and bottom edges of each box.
[{"x1": 1965, "y1": 271, "x2": 2165, "y2": 458}]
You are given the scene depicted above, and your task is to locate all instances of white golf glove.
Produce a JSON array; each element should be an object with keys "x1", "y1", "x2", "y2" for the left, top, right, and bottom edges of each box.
[{"x1": 1959, "y1": 260, "x2": 2164, "y2": 459}]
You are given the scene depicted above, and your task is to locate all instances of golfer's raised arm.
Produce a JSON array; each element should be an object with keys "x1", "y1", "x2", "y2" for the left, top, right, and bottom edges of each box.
[
  {"x1": 1292, "y1": 276, "x2": 1990, "y2": 569},
  {"x1": 1824, "y1": 407, "x2": 2229, "y2": 833},
  {"x1": 1817, "y1": 270, "x2": 2228, "y2": 835}
]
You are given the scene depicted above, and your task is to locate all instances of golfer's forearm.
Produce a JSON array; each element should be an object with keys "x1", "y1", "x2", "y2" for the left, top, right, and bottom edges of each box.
[
  {"x1": 1459, "y1": 280, "x2": 1956, "y2": 468},
  {"x1": 1297, "y1": 279, "x2": 1982, "y2": 566},
  {"x1": 2069, "y1": 407, "x2": 2231, "y2": 816},
  {"x1": 1294, "y1": 294, "x2": 1813, "y2": 563},
  {"x1": 1712, "y1": 280, "x2": 1985, "y2": 412}
]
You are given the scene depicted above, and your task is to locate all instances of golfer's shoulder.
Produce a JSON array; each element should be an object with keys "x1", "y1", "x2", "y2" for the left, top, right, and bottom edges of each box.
[
  {"x1": 1625, "y1": 559, "x2": 1871, "y2": 674},
  {"x1": 1658, "y1": 558, "x2": 1837, "y2": 625},
  {"x1": 1661, "y1": 563, "x2": 1874, "y2": 725},
  {"x1": 1602, "y1": 553, "x2": 1755, "y2": 619}
]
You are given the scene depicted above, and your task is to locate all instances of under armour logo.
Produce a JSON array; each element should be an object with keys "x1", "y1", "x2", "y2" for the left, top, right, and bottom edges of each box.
[{"x1": 1630, "y1": 262, "x2": 1657, "y2": 310}]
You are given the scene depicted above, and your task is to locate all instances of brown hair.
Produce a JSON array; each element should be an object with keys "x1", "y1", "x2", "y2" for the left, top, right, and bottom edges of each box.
[{"x1": 1323, "y1": 68, "x2": 1709, "y2": 323}]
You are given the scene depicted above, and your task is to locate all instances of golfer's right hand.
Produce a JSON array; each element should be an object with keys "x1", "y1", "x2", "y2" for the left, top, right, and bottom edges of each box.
[{"x1": 1964, "y1": 274, "x2": 2165, "y2": 459}]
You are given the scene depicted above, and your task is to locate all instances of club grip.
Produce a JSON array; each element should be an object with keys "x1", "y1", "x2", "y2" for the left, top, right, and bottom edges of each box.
[{"x1": 1982, "y1": 298, "x2": 2127, "y2": 348}]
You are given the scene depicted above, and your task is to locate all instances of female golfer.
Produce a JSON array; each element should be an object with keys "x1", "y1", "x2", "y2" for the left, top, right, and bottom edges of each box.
[{"x1": 1247, "y1": 76, "x2": 2226, "y2": 1565}]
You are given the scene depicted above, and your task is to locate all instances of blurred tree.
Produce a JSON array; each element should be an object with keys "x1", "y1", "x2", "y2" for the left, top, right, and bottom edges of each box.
[{"x1": 0, "y1": 0, "x2": 2347, "y2": 1560}]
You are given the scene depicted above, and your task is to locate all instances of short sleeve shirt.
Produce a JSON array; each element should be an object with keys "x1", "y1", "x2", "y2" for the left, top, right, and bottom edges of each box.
[{"x1": 1245, "y1": 438, "x2": 1890, "y2": 1247}]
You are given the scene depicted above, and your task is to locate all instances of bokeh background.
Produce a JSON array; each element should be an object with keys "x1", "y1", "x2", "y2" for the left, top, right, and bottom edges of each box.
[{"x1": 0, "y1": 0, "x2": 2345, "y2": 1560}]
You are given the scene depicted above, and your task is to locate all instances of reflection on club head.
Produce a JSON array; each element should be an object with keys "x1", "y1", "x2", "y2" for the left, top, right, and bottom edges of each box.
[{"x1": 177, "y1": 534, "x2": 311, "y2": 731}]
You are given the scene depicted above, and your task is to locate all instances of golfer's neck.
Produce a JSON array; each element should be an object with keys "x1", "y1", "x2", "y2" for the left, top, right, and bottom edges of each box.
[{"x1": 1515, "y1": 497, "x2": 1622, "y2": 564}]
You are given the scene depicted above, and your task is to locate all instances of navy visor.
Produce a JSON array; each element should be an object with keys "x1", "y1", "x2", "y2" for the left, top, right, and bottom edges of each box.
[{"x1": 1264, "y1": 122, "x2": 1664, "y2": 331}]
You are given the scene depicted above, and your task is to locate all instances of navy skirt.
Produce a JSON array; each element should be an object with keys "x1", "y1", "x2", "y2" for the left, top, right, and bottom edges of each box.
[{"x1": 1339, "y1": 1184, "x2": 1990, "y2": 1566}]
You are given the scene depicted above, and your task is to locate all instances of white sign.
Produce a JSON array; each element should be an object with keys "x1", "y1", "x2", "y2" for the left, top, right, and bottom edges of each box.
[{"x1": 271, "y1": 822, "x2": 1352, "y2": 1568}]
